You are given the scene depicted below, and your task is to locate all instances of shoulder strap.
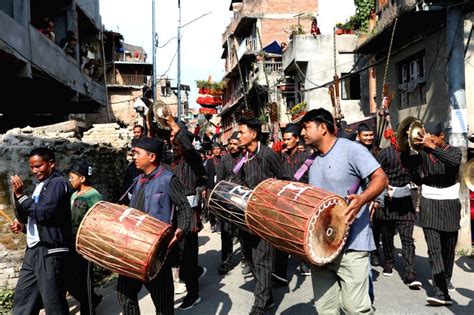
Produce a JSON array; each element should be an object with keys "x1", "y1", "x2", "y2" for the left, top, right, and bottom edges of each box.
[{"x1": 293, "y1": 151, "x2": 318, "y2": 181}]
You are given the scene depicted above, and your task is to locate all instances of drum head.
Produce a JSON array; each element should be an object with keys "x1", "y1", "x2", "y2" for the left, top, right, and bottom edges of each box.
[
  {"x1": 147, "y1": 228, "x2": 174, "y2": 281},
  {"x1": 306, "y1": 197, "x2": 349, "y2": 265}
]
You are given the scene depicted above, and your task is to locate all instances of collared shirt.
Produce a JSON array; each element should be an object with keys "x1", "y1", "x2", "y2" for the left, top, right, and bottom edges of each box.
[
  {"x1": 308, "y1": 138, "x2": 380, "y2": 252},
  {"x1": 217, "y1": 152, "x2": 242, "y2": 183},
  {"x1": 403, "y1": 144, "x2": 462, "y2": 231},
  {"x1": 236, "y1": 143, "x2": 289, "y2": 189},
  {"x1": 280, "y1": 148, "x2": 311, "y2": 183}
]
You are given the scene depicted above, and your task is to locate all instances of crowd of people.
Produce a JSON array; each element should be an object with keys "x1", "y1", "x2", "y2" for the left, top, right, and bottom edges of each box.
[{"x1": 8, "y1": 107, "x2": 463, "y2": 314}]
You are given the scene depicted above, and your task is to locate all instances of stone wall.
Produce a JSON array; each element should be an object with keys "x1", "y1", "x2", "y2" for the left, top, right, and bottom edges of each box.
[{"x1": 0, "y1": 131, "x2": 129, "y2": 289}]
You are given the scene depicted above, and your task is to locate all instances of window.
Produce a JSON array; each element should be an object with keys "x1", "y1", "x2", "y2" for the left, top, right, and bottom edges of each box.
[
  {"x1": 160, "y1": 80, "x2": 171, "y2": 97},
  {"x1": 341, "y1": 73, "x2": 361, "y2": 100},
  {"x1": 398, "y1": 52, "x2": 426, "y2": 108}
]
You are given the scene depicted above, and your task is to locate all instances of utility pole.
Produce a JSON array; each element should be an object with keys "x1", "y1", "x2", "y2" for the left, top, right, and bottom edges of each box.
[
  {"x1": 177, "y1": 0, "x2": 182, "y2": 120},
  {"x1": 152, "y1": 0, "x2": 157, "y2": 103},
  {"x1": 447, "y1": 6, "x2": 471, "y2": 254}
]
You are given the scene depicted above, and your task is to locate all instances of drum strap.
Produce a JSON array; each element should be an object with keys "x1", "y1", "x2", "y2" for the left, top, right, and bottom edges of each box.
[{"x1": 293, "y1": 152, "x2": 318, "y2": 181}]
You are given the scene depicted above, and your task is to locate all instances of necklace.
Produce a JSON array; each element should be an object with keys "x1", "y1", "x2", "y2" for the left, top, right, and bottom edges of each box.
[{"x1": 246, "y1": 142, "x2": 261, "y2": 162}]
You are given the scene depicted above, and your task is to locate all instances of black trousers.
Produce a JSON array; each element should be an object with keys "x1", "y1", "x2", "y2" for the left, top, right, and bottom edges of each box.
[
  {"x1": 13, "y1": 246, "x2": 69, "y2": 315},
  {"x1": 67, "y1": 250, "x2": 100, "y2": 314},
  {"x1": 423, "y1": 228, "x2": 458, "y2": 298},
  {"x1": 240, "y1": 230, "x2": 274, "y2": 314},
  {"x1": 116, "y1": 264, "x2": 174, "y2": 315},
  {"x1": 372, "y1": 218, "x2": 382, "y2": 253},
  {"x1": 179, "y1": 232, "x2": 199, "y2": 298},
  {"x1": 274, "y1": 249, "x2": 288, "y2": 279},
  {"x1": 381, "y1": 220, "x2": 416, "y2": 281},
  {"x1": 221, "y1": 221, "x2": 234, "y2": 262}
]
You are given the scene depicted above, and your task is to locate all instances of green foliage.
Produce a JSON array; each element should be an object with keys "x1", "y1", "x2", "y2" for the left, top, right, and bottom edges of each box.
[
  {"x1": 0, "y1": 289, "x2": 14, "y2": 312},
  {"x1": 353, "y1": 0, "x2": 375, "y2": 32},
  {"x1": 288, "y1": 101, "x2": 307, "y2": 114},
  {"x1": 196, "y1": 80, "x2": 226, "y2": 92},
  {"x1": 289, "y1": 24, "x2": 305, "y2": 35}
]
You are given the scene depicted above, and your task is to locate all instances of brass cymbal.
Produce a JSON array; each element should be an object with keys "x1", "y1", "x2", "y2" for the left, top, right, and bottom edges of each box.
[
  {"x1": 407, "y1": 119, "x2": 424, "y2": 153},
  {"x1": 397, "y1": 116, "x2": 418, "y2": 151},
  {"x1": 463, "y1": 159, "x2": 474, "y2": 191}
]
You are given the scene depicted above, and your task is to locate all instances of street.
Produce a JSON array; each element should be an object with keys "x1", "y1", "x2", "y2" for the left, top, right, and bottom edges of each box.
[{"x1": 79, "y1": 223, "x2": 474, "y2": 315}]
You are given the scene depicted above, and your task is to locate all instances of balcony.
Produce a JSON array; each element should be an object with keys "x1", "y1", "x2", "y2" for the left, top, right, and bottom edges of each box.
[
  {"x1": 236, "y1": 37, "x2": 259, "y2": 60},
  {"x1": 107, "y1": 74, "x2": 150, "y2": 86}
]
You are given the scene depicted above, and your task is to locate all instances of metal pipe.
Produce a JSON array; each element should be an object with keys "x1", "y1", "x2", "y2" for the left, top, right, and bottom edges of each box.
[
  {"x1": 177, "y1": 0, "x2": 182, "y2": 120},
  {"x1": 152, "y1": 0, "x2": 157, "y2": 103}
]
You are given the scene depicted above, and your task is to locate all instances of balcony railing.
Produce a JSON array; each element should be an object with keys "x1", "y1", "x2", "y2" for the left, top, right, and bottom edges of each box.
[
  {"x1": 236, "y1": 37, "x2": 258, "y2": 60},
  {"x1": 107, "y1": 74, "x2": 149, "y2": 86}
]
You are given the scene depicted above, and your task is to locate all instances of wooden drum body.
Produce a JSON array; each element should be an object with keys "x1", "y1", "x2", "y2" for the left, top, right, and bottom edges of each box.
[
  {"x1": 207, "y1": 181, "x2": 252, "y2": 232},
  {"x1": 245, "y1": 179, "x2": 349, "y2": 265},
  {"x1": 76, "y1": 201, "x2": 174, "y2": 282}
]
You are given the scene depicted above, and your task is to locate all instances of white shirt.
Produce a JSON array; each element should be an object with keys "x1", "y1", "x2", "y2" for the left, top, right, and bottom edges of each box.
[{"x1": 26, "y1": 182, "x2": 44, "y2": 248}]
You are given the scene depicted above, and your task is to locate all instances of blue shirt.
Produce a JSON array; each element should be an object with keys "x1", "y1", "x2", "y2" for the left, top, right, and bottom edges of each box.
[{"x1": 308, "y1": 138, "x2": 380, "y2": 251}]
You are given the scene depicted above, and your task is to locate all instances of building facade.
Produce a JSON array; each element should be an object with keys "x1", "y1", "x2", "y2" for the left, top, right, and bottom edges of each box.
[{"x1": 0, "y1": 0, "x2": 107, "y2": 132}]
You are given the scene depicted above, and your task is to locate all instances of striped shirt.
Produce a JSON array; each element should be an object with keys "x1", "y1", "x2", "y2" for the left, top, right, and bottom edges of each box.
[
  {"x1": 377, "y1": 145, "x2": 416, "y2": 221},
  {"x1": 236, "y1": 143, "x2": 290, "y2": 189},
  {"x1": 403, "y1": 145, "x2": 461, "y2": 231},
  {"x1": 280, "y1": 149, "x2": 311, "y2": 184},
  {"x1": 216, "y1": 152, "x2": 242, "y2": 183}
]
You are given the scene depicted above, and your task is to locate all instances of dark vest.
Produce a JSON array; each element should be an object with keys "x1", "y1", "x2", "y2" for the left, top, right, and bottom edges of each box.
[{"x1": 130, "y1": 166, "x2": 174, "y2": 223}]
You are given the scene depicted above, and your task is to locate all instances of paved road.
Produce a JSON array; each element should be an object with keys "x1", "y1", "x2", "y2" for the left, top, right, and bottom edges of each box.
[{"x1": 72, "y1": 223, "x2": 473, "y2": 314}]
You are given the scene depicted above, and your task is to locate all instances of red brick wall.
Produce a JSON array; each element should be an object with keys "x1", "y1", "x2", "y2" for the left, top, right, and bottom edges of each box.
[{"x1": 260, "y1": 18, "x2": 313, "y2": 47}]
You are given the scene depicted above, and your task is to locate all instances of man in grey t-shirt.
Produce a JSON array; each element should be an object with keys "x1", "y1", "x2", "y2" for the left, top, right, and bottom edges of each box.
[{"x1": 301, "y1": 108, "x2": 387, "y2": 314}]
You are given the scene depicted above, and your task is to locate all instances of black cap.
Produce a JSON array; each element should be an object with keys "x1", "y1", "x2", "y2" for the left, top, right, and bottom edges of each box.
[
  {"x1": 357, "y1": 122, "x2": 373, "y2": 133},
  {"x1": 135, "y1": 137, "x2": 164, "y2": 155},
  {"x1": 230, "y1": 131, "x2": 239, "y2": 140},
  {"x1": 211, "y1": 142, "x2": 221, "y2": 148},
  {"x1": 131, "y1": 138, "x2": 140, "y2": 147},
  {"x1": 424, "y1": 121, "x2": 443, "y2": 135},
  {"x1": 70, "y1": 161, "x2": 93, "y2": 179}
]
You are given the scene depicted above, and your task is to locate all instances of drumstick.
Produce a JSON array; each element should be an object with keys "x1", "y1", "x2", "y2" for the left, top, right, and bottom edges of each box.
[{"x1": 0, "y1": 209, "x2": 14, "y2": 224}]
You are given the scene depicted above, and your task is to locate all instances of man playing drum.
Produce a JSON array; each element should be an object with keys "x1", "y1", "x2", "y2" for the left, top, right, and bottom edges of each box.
[
  {"x1": 215, "y1": 131, "x2": 243, "y2": 275},
  {"x1": 300, "y1": 109, "x2": 387, "y2": 314},
  {"x1": 116, "y1": 137, "x2": 192, "y2": 315},
  {"x1": 235, "y1": 118, "x2": 290, "y2": 315},
  {"x1": 272, "y1": 123, "x2": 312, "y2": 284}
]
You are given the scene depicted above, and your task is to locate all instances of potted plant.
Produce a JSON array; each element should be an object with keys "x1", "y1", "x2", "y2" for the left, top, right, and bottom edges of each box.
[{"x1": 288, "y1": 101, "x2": 307, "y2": 120}]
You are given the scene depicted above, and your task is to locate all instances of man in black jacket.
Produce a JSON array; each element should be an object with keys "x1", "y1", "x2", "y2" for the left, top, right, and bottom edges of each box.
[{"x1": 10, "y1": 147, "x2": 71, "y2": 315}]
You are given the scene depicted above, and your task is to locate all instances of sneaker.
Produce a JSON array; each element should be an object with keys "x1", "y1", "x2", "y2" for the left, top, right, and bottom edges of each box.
[
  {"x1": 383, "y1": 264, "x2": 393, "y2": 277},
  {"x1": 242, "y1": 264, "x2": 252, "y2": 276},
  {"x1": 174, "y1": 280, "x2": 187, "y2": 295},
  {"x1": 426, "y1": 296, "x2": 452, "y2": 306},
  {"x1": 197, "y1": 266, "x2": 207, "y2": 280},
  {"x1": 210, "y1": 224, "x2": 218, "y2": 233},
  {"x1": 299, "y1": 262, "x2": 311, "y2": 276},
  {"x1": 370, "y1": 251, "x2": 380, "y2": 266},
  {"x1": 447, "y1": 282, "x2": 455, "y2": 292},
  {"x1": 218, "y1": 260, "x2": 234, "y2": 275},
  {"x1": 179, "y1": 295, "x2": 202, "y2": 310},
  {"x1": 407, "y1": 280, "x2": 422, "y2": 290},
  {"x1": 232, "y1": 237, "x2": 239, "y2": 245},
  {"x1": 271, "y1": 273, "x2": 289, "y2": 286}
]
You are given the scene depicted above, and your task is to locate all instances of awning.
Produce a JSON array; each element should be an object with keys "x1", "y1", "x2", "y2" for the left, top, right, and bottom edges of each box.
[{"x1": 263, "y1": 41, "x2": 282, "y2": 55}]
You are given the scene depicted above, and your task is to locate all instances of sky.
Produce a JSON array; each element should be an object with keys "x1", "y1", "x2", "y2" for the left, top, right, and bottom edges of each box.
[{"x1": 99, "y1": 0, "x2": 233, "y2": 108}]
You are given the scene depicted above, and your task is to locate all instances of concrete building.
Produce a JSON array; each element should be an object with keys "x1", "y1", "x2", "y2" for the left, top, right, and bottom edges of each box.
[
  {"x1": 282, "y1": 33, "x2": 370, "y2": 126},
  {"x1": 357, "y1": 0, "x2": 474, "y2": 252},
  {"x1": 0, "y1": 0, "x2": 107, "y2": 132},
  {"x1": 219, "y1": 0, "x2": 318, "y2": 141}
]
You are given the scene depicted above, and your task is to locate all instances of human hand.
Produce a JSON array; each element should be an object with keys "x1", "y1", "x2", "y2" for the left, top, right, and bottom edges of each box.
[
  {"x1": 10, "y1": 175, "x2": 24, "y2": 198},
  {"x1": 369, "y1": 201, "x2": 380, "y2": 220},
  {"x1": 414, "y1": 129, "x2": 436, "y2": 150},
  {"x1": 344, "y1": 194, "x2": 367, "y2": 225},
  {"x1": 168, "y1": 228, "x2": 184, "y2": 251},
  {"x1": 10, "y1": 220, "x2": 24, "y2": 234}
]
